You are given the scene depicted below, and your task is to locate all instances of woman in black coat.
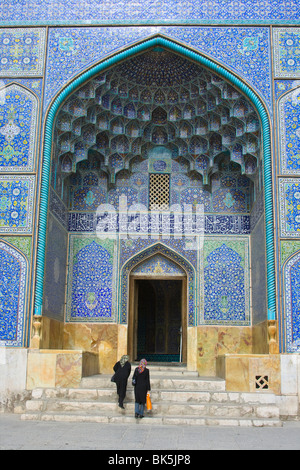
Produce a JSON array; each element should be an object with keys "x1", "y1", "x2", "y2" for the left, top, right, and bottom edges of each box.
[
  {"x1": 113, "y1": 355, "x2": 131, "y2": 409},
  {"x1": 132, "y1": 358, "x2": 151, "y2": 418}
]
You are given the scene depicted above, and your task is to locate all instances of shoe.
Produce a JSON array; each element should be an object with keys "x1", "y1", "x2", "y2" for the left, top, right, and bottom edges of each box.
[
  {"x1": 138, "y1": 414, "x2": 144, "y2": 419},
  {"x1": 135, "y1": 413, "x2": 139, "y2": 419},
  {"x1": 119, "y1": 404, "x2": 125, "y2": 409}
]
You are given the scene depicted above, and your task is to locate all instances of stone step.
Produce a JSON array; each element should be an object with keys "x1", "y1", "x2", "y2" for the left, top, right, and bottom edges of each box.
[
  {"x1": 21, "y1": 369, "x2": 283, "y2": 427},
  {"x1": 21, "y1": 410, "x2": 282, "y2": 427},
  {"x1": 25, "y1": 397, "x2": 280, "y2": 419},
  {"x1": 29, "y1": 387, "x2": 277, "y2": 405},
  {"x1": 132, "y1": 364, "x2": 199, "y2": 376},
  {"x1": 80, "y1": 374, "x2": 226, "y2": 391}
]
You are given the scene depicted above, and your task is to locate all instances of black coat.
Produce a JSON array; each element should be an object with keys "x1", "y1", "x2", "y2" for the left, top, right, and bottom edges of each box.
[
  {"x1": 113, "y1": 361, "x2": 131, "y2": 383},
  {"x1": 132, "y1": 367, "x2": 151, "y2": 404}
]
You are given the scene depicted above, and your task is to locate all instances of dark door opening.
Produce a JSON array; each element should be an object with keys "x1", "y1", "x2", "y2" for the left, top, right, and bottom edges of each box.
[{"x1": 135, "y1": 279, "x2": 183, "y2": 362}]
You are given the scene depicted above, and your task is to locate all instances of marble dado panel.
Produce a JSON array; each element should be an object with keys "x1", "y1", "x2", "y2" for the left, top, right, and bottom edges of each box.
[
  {"x1": 273, "y1": 28, "x2": 300, "y2": 78},
  {"x1": 66, "y1": 236, "x2": 117, "y2": 322},
  {"x1": 0, "y1": 83, "x2": 38, "y2": 172},
  {"x1": 64, "y1": 323, "x2": 119, "y2": 374},
  {"x1": 197, "y1": 325, "x2": 252, "y2": 377},
  {"x1": 45, "y1": 26, "x2": 271, "y2": 111},
  {"x1": 0, "y1": 28, "x2": 46, "y2": 77},
  {"x1": 0, "y1": 175, "x2": 35, "y2": 233},
  {"x1": 278, "y1": 85, "x2": 300, "y2": 175},
  {"x1": 279, "y1": 178, "x2": 300, "y2": 237}
]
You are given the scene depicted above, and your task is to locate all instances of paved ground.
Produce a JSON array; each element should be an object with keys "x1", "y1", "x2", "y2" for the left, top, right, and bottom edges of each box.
[{"x1": 1, "y1": 413, "x2": 300, "y2": 451}]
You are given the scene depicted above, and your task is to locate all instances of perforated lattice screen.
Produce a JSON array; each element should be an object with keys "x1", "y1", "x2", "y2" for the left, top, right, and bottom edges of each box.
[{"x1": 149, "y1": 174, "x2": 170, "y2": 210}]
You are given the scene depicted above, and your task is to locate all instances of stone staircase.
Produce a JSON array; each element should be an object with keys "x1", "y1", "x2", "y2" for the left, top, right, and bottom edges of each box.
[{"x1": 21, "y1": 364, "x2": 282, "y2": 427}]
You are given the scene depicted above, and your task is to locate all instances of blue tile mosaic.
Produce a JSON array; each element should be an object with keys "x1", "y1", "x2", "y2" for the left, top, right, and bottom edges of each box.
[
  {"x1": 0, "y1": 241, "x2": 27, "y2": 347},
  {"x1": 120, "y1": 242, "x2": 196, "y2": 326},
  {"x1": 0, "y1": 0, "x2": 299, "y2": 25},
  {"x1": 132, "y1": 253, "x2": 185, "y2": 276},
  {"x1": 275, "y1": 79, "x2": 300, "y2": 100},
  {"x1": 45, "y1": 27, "x2": 272, "y2": 111},
  {"x1": 273, "y1": 28, "x2": 300, "y2": 77},
  {"x1": 0, "y1": 28, "x2": 46, "y2": 76},
  {"x1": 67, "y1": 210, "x2": 250, "y2": 236},
  {"x1": 67, "y1": 238, "x2": 116, "y2": 321},
  {"x1": 283, "y1": 251, "x2": 300, "y2": 352},
  {"x1": 0, "y1": 175, "x2": 35, "y2": 233},
  {"x1": 278, "y1": 84, "x2": 300, "y2": 175},
  {"x1": 0, "y1": 83, "x2": 38, "y2": 172},
  {"x1": 279, "y1": 179, "x2": 300, "y2": 237}
]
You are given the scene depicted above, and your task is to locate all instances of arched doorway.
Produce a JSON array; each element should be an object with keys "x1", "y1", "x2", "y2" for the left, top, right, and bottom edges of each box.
[{"x1": 127, "y1": 252, "x2": 188, "y2": 363}]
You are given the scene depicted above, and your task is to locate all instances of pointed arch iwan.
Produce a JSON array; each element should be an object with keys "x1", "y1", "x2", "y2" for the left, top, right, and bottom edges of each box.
[{"x1": 34, "y1": 35, "x2": 276, "y2": 322}]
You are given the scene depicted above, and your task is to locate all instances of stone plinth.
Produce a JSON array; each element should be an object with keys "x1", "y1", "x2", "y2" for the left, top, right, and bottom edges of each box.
[
  {"x1": 216, "y1": 354, "x2": 281, "y2": 395},
  {"x1": 26, "y1": 349, "x2": 83, "y2": 390}
]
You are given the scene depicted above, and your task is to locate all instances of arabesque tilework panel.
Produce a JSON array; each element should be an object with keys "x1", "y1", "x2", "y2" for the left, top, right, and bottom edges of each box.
[
  {"x1": 279, "y1": 178, "x2": 300, "y2": 237},
  {"x1": 45, "y1": 27, "x2": 272, "y2": 110},
  {"x1": 283, "y1": 251, "x2": 300, "y2": 352},
  {"x1": 0, "y1": 175, "x2": 35, "y2": 233},
  {"x1": 273, "y1": 28, "x2": 300, "y2": 78},
  {"x1": 201, "y1": 238, "x2": 250, "y2": 325},
  {"x1": 0, "y1": 0, "x2": 299, "y2": 25},
  {"x1": 278, "y1": 84, "x2": 300, "y2": 175},
  {"x1": 0, "y1": 83, "x2": 38, "y2": 172},
  {"x1": 66, "y1": 237, "x2": 117, "y2": 322},
  {"x1": 0, "y1": 28, "x2": 46, "y2": 77},
  {"x1": 0, "y1": 241, "x2": 28, "y2": 347}
]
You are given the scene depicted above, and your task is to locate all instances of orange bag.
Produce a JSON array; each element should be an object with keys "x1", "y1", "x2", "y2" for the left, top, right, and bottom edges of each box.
[{"x1": 146, "y1": 392, "x2": 152, "y2": 411}]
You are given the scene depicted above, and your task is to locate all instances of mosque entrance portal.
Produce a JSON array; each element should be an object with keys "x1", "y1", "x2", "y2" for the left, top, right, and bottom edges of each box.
[{"x1": 128, "y1": 277, "x2": 187, "y2": 363}]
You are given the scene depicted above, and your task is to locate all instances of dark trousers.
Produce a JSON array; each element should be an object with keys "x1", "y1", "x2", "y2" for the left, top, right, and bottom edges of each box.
[{"x1": 116, "y1": 380, "x2": 127, "y2": 406}]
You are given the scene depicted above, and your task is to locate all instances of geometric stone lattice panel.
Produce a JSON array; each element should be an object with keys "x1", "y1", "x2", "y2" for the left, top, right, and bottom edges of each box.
[
  {"x1": 279, "y1": 178, "x2": 300, "y2": 237},
  {"x1": 0, "y1": 28, "x2": 46, "y2": 77},
  {"x1": 278, "y1": 86, "x2": 300, "y2": 175},
  {"x1": 283, "y1": 251, "x2": 300, "y2": 352},
  {"x1": 0, "y1": 175, "x2": 35, "y2": 233},
  {"x1": 67, "y1": 238, "x2": 116, "y2": 322},
  {"x1": 273, "y1": 28, "x2": 300, "y2": 78},
  {"x1": 149, "y1": 174, "x2": 170, "y2": 211},
  {"x1": 202, "y1": 240, "x2": 250, "y2": 325},
  {"x1": 0, "y1": 84, "x2": 38, "y2": 172},
  {"x1": 0, "y1": 241, "x2": 27, "y2": 347}
]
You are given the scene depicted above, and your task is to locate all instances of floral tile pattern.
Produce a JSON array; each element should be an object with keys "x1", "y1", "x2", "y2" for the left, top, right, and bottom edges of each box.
[
  {"x1": 279, "y1": 179, "x2": 300, "y2": 237},
  {"x1": 0, "y1": 83, "x2": 38, "y2": 172},
  {"x1": 0, "y1": 241, "x2": 27, "y2": 346},
  {"x1": 0, "y1": 175, "x2": 35, "y2": 233},
  {"x1": 273, "y1": 28, "x2": 300, "y2": 77},
  {"x1": 0, "y1": 28, "x2": 46, "y2": 77}
]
